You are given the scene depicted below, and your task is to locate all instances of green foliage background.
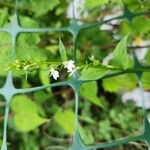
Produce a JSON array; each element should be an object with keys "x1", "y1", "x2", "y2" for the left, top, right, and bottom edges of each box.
[{"x1": 0, "y1": 0, "x2": 150, "y2": 149}]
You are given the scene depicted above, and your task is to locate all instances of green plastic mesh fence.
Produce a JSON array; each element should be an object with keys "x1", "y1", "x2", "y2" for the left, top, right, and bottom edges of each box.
[{"x1": 0, "y1": 0, "x2": 150, "y2": 150}]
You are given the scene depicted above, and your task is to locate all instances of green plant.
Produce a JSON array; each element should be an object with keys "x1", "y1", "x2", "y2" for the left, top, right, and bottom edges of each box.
[{"x1": 0, "y1": 0, "x2": 150, "y2": 150}]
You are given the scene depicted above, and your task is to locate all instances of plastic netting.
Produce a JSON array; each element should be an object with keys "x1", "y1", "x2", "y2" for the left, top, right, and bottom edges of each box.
[{"x1": 0, "y1": 0, "x2": 150, "y2": 150}]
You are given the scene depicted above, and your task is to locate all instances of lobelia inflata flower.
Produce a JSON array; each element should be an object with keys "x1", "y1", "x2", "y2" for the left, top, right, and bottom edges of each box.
[
  {"x1": 50, "y1": 68, "x2": 59, "y2": 80},
  {"x1": 63, "y1": 60, "x2": 76, "y2": 76}
]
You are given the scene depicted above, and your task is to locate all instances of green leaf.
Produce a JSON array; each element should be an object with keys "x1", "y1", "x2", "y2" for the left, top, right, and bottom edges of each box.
[
  {"x1": 0, "y1": 8, "x2": 9, "y2": 27},
  {"x1": 11, "y1": 95, "x2": 49, "y2": 132},
  {"x1": 27, "y1": 0, "x2": 60, "y2": 16},
  {"x1": 19, "y1": 134, "x2": 39, "y2": 150},
  {"x1": 19, "y1": 16, "x2": 39, "y2": 28},
  {"x1": 79, "y1": 115, "x2": 95, "y2": 124},
  {"x1": 16, "y1": 18, "x2": 44, "y2": 67},
  {"x1": 145, "y1": 50, "x2": 150, "y2": 64},
  {"x1": 98, "y1": 120, "x2": 112, "y2": 141},
  {"x1": 45, "y1": 45, "x2": 58, "y2": 55},
  {"x1": 119, "y1": 21, "x2": 132, "y2": 36},
  {"x1": 15, "y1": 46, "x2": 47, "y2": 62},
  {"x1": 16, "y1": 32, "x2": 47, "y2": 61},
  {"x1": 0, "y1": 32, "x2": 11, "y2": 76},
  {"x1": 34, "y1": 91, "x2": 51, "y2": 105},
  {"x1": 78, "y1": 126, "x2": 94, "y2": 144},
  {"x1": 123, "y1": 0, "x2": 142, "y2": 13},
  {"x1": 142, "y1": 72, "x2": 150, "y2": 90},
  {"x1": 131, "y1": 16, "x2": 150, "y2": 35},
  {"x1": 80, "y1": 65, "x2": 108, "y2": 81},
  {"x1": 80, "y1": 81, "x2": 104, "y2": 107},
  {"x1": 17, "y1": 33, "x2": 40, "y2": 46},
  {"x1": 0, "y1": 139, "x2": 2, "y2": 146},
  {"x1": 112, "y1": 36, "x2": 133, "y2": 69},
  {"x1": 39, "y1": 70, "x2": 52, "y2": 93},
  {"x1": 39, "y1": 70, "x2": 50, "y2": 85},
  {"x1": 54, "y1": 110, "x2": 75, "y2": 135},
  {"x1": 59, "y1": 38, "x2": 67, "y2": 61},
  {"x1": 102, "y1": 74, "x2": 137, "y2": 92},
  {"x1": 85, "y1": 0, "x2": 109, "y2": 9}
]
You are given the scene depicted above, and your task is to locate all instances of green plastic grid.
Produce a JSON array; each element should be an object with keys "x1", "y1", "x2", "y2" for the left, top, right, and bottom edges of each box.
[{"x1": 0, "y1": 0, "x2": 150, "y2": 150}]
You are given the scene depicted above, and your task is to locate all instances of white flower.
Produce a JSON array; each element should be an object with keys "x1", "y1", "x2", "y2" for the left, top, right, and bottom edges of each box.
[
  {"x1": 63, "y1": 60, "x2": 75, "y2": 73},
  {"x1": 50, "y1": 68, "x2": 59, "y2": 80}
]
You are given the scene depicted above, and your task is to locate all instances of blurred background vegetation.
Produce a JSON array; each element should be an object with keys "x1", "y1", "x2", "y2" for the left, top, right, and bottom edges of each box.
[{"x1": 0, "y1": 0, "x2": 150, "y2": 149}]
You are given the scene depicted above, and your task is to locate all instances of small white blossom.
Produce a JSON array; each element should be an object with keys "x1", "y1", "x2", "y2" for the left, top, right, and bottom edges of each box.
[
  {"x1": 63, "y1": 60, "x2": 75, "y2": 73},
  {"x1": 50, "y1": 68, "x2": 59, "y2": 80}
]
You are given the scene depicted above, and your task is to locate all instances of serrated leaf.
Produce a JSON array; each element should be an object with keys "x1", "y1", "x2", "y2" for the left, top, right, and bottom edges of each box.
[
  {"x1": 15, "y1": 28, "x2": 47, "y2": 62},
  {"x1": 80, "y1": 81, "x2": 104, "y2": 107},
  {"x1": 15, "y1": 22, "x2": 47, "y2": 61},
  {"x1": 15, "y1": 17, "x2": 47, "y2": 61},
  {"x1": 102, "y1": 74, "x2": 137, "y2": 92},
  {"x1": 85, "y1": 0, "x2": 109, "y2": 9},
  {"x1": 54, "y1": 110, "x2": 75, "y2": 135},
  {"x1": 59, "y1": 38, "x2": 67, "y2": 61},
  {"x1": 112, "y1": 36, "x2": 133, "y2": 69},
  {"x1": 80, "y1": 65, "x2": 108, "y2": 81},
  {"x1": 11, "y1": 95, "x2": 49, "y2": 132},
  {"x1": 15, "y1": 44, "x2": 47, "y2": 62}
]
